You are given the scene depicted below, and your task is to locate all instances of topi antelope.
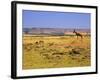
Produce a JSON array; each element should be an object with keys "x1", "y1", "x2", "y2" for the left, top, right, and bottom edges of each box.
[{"x1": 73, "y1": 29, "x2": 83, "y2": 39}]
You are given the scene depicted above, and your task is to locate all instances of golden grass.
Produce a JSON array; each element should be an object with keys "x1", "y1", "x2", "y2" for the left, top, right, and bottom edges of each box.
[{"x1": 22, "y1": 35, "x2": 91, "y2": 69}]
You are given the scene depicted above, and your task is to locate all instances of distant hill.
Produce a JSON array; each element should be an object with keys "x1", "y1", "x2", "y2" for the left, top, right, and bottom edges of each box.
[{"x1": 23, "y1": 27, "x2": 90, "y2": 35}]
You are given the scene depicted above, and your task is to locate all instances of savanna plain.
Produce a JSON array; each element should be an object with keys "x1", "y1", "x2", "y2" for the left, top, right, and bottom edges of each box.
[{"x1": 22, "y1": 34, "x2": 91, "y2": 69}]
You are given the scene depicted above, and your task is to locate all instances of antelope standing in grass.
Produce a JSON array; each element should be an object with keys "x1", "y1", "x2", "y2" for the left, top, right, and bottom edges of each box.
[{"x1": 73, "y1": 29, "x2": 83, "y2": 39}]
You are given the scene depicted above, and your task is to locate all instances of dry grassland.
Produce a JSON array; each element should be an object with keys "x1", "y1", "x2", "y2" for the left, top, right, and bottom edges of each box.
[{"x1": 22, "y1": 35, "x2": 91, "y2": 69}]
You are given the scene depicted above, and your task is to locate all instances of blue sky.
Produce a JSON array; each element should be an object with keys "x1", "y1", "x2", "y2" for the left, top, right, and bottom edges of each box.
[{"x1": 22, "y1": 10, "x2": 91, "y2": 29}]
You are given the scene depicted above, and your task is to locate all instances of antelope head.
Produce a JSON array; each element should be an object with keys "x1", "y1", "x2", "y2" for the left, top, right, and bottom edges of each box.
[{"x1": 73, "y1": 29, "x2": 76, "y2": 33}]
